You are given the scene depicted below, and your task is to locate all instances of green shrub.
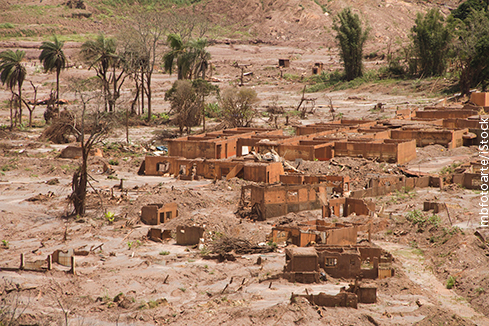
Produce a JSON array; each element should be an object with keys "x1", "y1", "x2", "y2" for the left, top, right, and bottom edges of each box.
[
  {"x1": 0, "y1": 23, "x2": 15, "y2": 29},
  {"x1": 406, "y1": 209, "x2": 426, "y2": 225},
  {"x1": 205, "y1": 103, "x2": 221, "y2": 118},
  {"x1": 446, "y1": 276, "x2": 456, "y2": 289}
]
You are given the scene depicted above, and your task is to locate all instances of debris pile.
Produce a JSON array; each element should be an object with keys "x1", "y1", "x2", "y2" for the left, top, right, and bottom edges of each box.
[{"x1": 208, "y1": 236, "x2": 275, "y2": 255}]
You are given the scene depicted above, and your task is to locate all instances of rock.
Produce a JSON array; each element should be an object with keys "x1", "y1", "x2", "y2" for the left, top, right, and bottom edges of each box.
[
  {"x1": 415, "y1": 298, "x2": 431, "y2": 307},
  {"x1": 113, "y1": 293, "x2": 125, "y2": 303},
  {"x1": 119, "y1": 298, "x2": 135, "y2": 309},
  {"x1": 46, "y1": 178, "x2": 59, "y2": 185},
  {"x1": 60, "y1": 146, "x2": 82, "y2": 159},
  {"x1": 156, "y1": 298, "x2": 168, "y2": 306}
]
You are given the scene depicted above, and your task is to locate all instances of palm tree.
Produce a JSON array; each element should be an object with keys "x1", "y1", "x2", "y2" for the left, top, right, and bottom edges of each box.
[
  {"x1": 81, "y1": 34, "x2": 123, "y2": 112},
  {"x1": 188, "y1": 38, "x2": 211, "y2": 80},
  {"x1": 39, "y1": 35, "x2": 67, "y2": 117},
  {"x1": 164, "y1": 35, "x2": 211, "y2": 81},
  {"x1": 0, "y1": 50, "x2": 26, "y2": 127},
  {"x1": 163, "y1": 34, "x2": 188, "y2": 80}
]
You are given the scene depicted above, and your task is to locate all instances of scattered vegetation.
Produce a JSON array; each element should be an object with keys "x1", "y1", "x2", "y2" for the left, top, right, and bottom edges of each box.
[
  {"x1": 108, "y1": 159, "x2": 119, "y2": 166},
  {"x1": 0, "y1": 23, "x2": 15, "y2": 29},
  {"x1": 159, "y1": 250, "x2": 170, "y2": 255},
  {"x1": 1, "y1": 240, "x2": 9, "y2": 249},
  {"x1": 104, "y1": 211, "x2": 115, "y2": 223},
  {"x1": 405, "y1": 209, "x2": 441, "y2": 228},
  {"x1": 127, "y1": 240, "x2": 142, "y2": 250}
]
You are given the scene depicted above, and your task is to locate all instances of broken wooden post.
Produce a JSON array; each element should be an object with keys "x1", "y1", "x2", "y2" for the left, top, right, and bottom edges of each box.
[
  {"x1": 221, "y1": 283, "x2": 228, "y2": 294},
  {"x1": 445, "y1": 203, "x2": 453, "y2": 226},
  {"x1": 70, "y1": 256, "x2": 76, "y2": 275},
  {"x1": 47, "y1": 255, "x2": 52, "y2": 270},
  {"x1": 20, "y1": 253, "x2": 25, "y2": 270},
  {"x1": 164, "y1": 274, "x2": 169, "y2": 284}
]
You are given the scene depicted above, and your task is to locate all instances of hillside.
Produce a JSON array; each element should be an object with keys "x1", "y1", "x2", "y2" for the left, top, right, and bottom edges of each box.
[{"x1": 0, "y1": 0, "x2": 463, "y2": 48}]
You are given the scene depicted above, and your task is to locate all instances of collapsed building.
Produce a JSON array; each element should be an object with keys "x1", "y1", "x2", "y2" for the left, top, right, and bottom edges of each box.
[
  {"x1": 141, "y1": 203, "x2": 178, "y2": 225},
  {"x1": 166, "y1": 128, "x2": 280, "y2": 159},
  {"x1": 142, "y1": 105, "x2": 482, "y2": 185},
  {"x1": 270, "y1": 220, "x2": 372, "y2": 247},
  {"x1": 282, "y1": 244, "x2": 394, "y2": 284},
  {"x1": 291, "y1": 280, "x2": 377, "y2": 308},
  {"x1": 239, "y1": 183, "x2": 328, "y2": 220},
  {"x1": 142, "y1": 156, "x2": 284, "y2": 183},
  {"x1": 316, "y1": 244, "x2": 394, "y2": 279},
  {"x1": 452, "y1": 159, "x2": 482, "y2": 190}
]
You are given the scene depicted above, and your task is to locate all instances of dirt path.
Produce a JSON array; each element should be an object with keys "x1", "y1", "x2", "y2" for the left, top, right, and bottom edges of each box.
[{"x1": 377, "y1": 241, "x2": 489, "y2": 326}]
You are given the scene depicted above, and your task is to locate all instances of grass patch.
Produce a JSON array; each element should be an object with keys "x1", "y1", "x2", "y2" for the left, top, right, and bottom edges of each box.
[
  {"x1": 389, "y1": 188, "x2": 416, "y2": 203},
  {"x1": 1, "y1": 164, "x2": 17, "y2": 171},
  {"x1": 100, "y1": 0, "x2": 202, "y2": 8},
  {"x1": 159, "y1": 251, "x2": 170, "y2": 255},
  {"x1": 313, "y1": 0, "x2": 329, "y2": 13},
  {"x1": 446, "y1": 276, "x2": 456, "y2": 289},
  {"x1": 306, "y1": 70, "x2": 384, "y2": 92},
  {"x1": 283, "y1": 73, "x2": 300, "y2": 81},
  {"x1": 440, "y1": 162, "x2": 462, "y2": 175}
]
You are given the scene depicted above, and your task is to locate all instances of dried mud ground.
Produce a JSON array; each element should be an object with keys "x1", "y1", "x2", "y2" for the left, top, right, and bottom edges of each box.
[
  {"x1": 1, "y1": 128, "x2": 488, "y2": 326},
  {"x1": 0, "y1": 43, "x2": 488, "y2": 325}
]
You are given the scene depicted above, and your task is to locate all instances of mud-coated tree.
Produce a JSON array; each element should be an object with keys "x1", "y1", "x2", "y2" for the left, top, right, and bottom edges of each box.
[
  {"x1": 220, "y1": 87, "x2": 257, "y2": 128},
  {"x1": 39, "y1": 35, "x2": 67, "y2": 117},
  {"x1": 332, "y1": 8, "x2": 369, "y2": 81},
  {"x1": 0, "y1": 49, "x2": 26, "y2": 128},
  {"x1": 165, "y1": 80, "x2": 203, "y2": 135},
  {"x1": 68, "y1": 78, "x2": 111, "y2": 216}
]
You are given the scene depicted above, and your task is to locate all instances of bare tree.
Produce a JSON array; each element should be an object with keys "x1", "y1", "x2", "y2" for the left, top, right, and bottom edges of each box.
[
  {"x1": 296, "y1": 85, "x2": 317, "y2": 118},
  {"x1": 124, "y1": 11, "x2": 168, "y2": 122},
  {"x1": 21, "y1": 81, "x2": 39, "y2": 127},
  {"x1": 68, "y1": 78, "x2": 111, "y2": 216},
  {"x1": 167, "y1": 11, "x2": 209, "y2": 43},
  {"x1": 0, "y1": 278, "x2": 32, "y2": 326}
]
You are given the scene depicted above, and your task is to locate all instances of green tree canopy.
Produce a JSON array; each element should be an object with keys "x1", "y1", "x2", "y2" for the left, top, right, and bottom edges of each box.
[
  {"x1": 163, "y1": 34, "x2": 211, "y2": 80},
  {"x1": 165, "y1": 79, "x2": 203, "y2": 134},
  {"x1": 452, "y1": 0, "x2": 488, "y2": 21},
  {"x1": 332, "y1": 8, "x2": 370, "y2": 81},
  {"x1": 451, "y1": 10, "x2": 489, "y2": 93},
  {"x1": 411, "y1": 9, "x2": 451, "y2": 77}
]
